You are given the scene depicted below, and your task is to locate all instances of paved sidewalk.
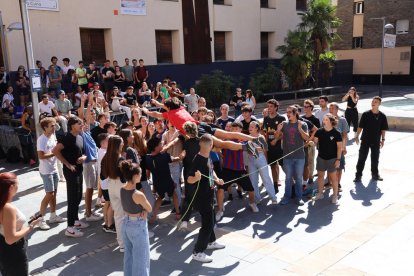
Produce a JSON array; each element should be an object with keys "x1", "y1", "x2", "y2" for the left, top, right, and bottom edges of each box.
[{"x1": 2, "y1": 131, "x2": 414, "y2": 275}]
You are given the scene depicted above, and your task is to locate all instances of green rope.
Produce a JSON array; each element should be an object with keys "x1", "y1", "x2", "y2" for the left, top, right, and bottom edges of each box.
[{"x1": 175, "y1": 145, "x2": 306, "y2": 229}]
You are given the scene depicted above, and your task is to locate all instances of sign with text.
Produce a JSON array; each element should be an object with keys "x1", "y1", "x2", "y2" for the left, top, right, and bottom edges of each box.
[
  {"x1": 121, "y1": 0, "x2": 146, "y2": 15},
  {"x1": 384, "y1": 34, "x2": 396, "y2": 48},
  {"x1": 27, "y1": 0, "x2": 59, "y2": 12},
  {"x1": 29, "y1": 69, "x2": 42, "y2": 93}
]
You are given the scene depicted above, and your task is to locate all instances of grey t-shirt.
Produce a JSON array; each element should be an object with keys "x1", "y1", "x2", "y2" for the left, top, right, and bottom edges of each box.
[
  {"x1": 122, "y1": 65, "x2": 134, "y2": 82},
  {"x1": 336, "y1": 116, "x2": 349, "y2": 134},
  {"x1": 281, "y1": 121, "x2": 308, "y2": 159},
  {"x1": 314, "y1": 108, "x2": 329, "y2": 126}
]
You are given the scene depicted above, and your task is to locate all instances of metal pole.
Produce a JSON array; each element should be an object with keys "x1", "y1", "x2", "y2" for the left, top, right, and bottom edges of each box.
[
  {"x1": 19, "y1": 0, "x2": 41, "y2": 139},
  {"x1": 379, "y1": 18, "x2": 385, "y2": 98}
]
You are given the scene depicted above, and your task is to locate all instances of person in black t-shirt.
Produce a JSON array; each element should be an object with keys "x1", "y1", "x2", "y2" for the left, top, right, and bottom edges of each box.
[
  {"x1": 313, "y1": 114, "x2": 342, "y2": 204},
  {"x1": 240, "y1": 105, "x2": 257, "y2": 134},
  {"x1": 187, "y1": 134, "x2": 225, "y2": 263},
  {"x1": 146, "y1": 137, "x2": 181, "y2": 223},
  {"x1": 90, "y1": 114, "x2": 109, "y2": 147},
  {"x1": 230, "y1": 88, "x2": 245, "y2": 118},
  {"x1": 123, "y1": 87, "x2": 137, "y2": 107},
  {"x1": 301, "y1": 99, "x2": 320, "y2": 185},
  {"x1": 101, "y1": 60, "x2": 115, "y2": 99},
  {"x1": 86, "y1": 63, "x2": 100, "y2": 85},
  {"x1": 262, "y1": 99, "x2": 286, "y2": 192},
  {"x1": 53, "y1": 116, "x2": 87, "y2": 237},
  {"x1": 354, "y1": 96, "x2": 388, "y2": 182}
]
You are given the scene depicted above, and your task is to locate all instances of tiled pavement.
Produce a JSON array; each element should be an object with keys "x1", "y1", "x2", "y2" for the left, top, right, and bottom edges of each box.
[{"x1": 2, "y1": 129, "x2": 414, "y2": 275}]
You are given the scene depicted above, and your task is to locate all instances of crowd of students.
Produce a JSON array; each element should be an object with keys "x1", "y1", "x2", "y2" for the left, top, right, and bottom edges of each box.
[{"x1": 0, "y1": 55, "x2": 390, "y2": 275}]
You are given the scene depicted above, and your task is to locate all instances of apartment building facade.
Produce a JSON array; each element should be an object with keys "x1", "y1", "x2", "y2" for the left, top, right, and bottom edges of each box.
[
  {"x1": 0, "y1": 0, "x2": 308, "y2": 71},
  {"x1": 332, "y1": 0, "x2": 414, "y2": 83}
]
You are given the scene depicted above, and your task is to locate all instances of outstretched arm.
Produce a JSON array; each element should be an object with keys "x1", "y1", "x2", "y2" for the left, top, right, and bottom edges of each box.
[
  {"x1": 141, "y1": 107, "x2": 164, "y2": 119},
  {"x1": 214, "y1": 128, "x2": 253, "y2": 142}
]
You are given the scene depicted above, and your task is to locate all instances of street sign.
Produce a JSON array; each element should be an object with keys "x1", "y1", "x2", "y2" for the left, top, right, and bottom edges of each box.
[
  {"x1": 384, "y1": 34, "x2": 396, "y2": 48},
  {"x1": 29, "y1": 68, "x2": 42, "y2": 93}
]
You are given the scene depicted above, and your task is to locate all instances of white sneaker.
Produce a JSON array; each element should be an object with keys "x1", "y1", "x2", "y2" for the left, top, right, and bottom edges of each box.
[
  {"x1": 148, "y1": 231, "x2": 155, "y2": 238},
  {"x1": 192, "y1": 252, "x2": 213, "y2": 263},
  {"x1": 65, "y1": 227, "x2": 83, "y2": 238},
  {"x1": 74, "y1": 220, "x2": 89, "y2": 229},
  {"x1": 178, "y1": 221, "x2": 188, "y2": 231},
  {"x1": 85, "y1": 212, "x2": 103, "y2": 222},
  {"x1": 207, "y1": 241, "x2": 225, "y2": 250},
  {"x1": 38, "y1": 219, "x2": 50, "y2": 230},
  {"x1": 331, "y1": 195, "x2": 338, "y2": 204},
  {"x1": 119, "y1": 247, "x2": 125, "y2": 253},
  {"x1": 215, "y1": 210, "x2": 224, "y2": 221},
  {"x1": 271, "y1": 198, "x2": 278, "y2": 205},
  {"x1": 49, "y1": 215, "x2": 66, "y2": 224},
  {"x1": 313, "y1": 193, "x2": 324, "y2": 201},
  {"x1": 249, "y1": 203, "x2": 259, "y2": 213}
]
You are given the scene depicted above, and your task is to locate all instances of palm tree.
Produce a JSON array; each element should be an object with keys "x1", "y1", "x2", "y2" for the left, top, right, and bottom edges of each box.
[
  {"x1": 298, "y1": 0, "x2": 341, "y2": 88},
  {"x1": 276, "y1": 30, "x2": 311, "y2": 90}
]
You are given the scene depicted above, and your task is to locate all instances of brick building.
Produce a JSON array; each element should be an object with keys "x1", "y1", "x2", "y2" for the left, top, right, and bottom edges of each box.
[{"x1": 333, "y1": 0, "x2": 414, "y2": 84}]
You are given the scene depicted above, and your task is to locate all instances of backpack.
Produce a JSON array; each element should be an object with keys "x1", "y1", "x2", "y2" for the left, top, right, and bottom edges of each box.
[{"x1": 6, "y1": 146, "x2": 21, "y2": 163}]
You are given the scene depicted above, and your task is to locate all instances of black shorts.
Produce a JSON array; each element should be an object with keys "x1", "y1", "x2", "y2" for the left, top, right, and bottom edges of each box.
[
  {"x1": 154, "y1": 180, "x2": 175, "y2": 199},
  {"x1": 102, "y1": 189, "x2": 110, "y2": 201},
  {"x1": 219, "y1": 168, "x2": 254, "y2": 192},
  {"x1": 268, "y1": 147, "x2": 283, "y2": 167},
  {"x1": 198, "y1": 122, "x2": 217, "y2": 136}
]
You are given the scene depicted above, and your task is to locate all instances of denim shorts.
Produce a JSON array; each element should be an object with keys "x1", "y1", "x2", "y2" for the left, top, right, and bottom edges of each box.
[{"x1": 40, "y1": 172, "x2": 59, "y2": 192}]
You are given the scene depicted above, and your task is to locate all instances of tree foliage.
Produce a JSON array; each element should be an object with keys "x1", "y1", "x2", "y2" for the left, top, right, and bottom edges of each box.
[
  {"x1": 249, "y1": 63, "x2": 281, "y2": 97},
  {"x1": 194, "y1": 70, "x2": 234, "y2": 108},
  {"x1": 298, "y1": 0, "x2": 341, "y2": 87},
  {"x1": 276, "y1": 30, "x2": 311, "y2": 90}
]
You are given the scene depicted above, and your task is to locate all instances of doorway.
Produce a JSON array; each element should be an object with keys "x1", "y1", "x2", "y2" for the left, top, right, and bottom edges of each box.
[{"x1": 80, "y1": 28, "x2": 106, "y2": 65}]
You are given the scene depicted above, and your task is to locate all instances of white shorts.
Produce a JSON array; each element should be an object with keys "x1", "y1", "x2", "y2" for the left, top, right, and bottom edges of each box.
[{"x1": 83, "y1": 161, "x2": 98, "y2": 189}]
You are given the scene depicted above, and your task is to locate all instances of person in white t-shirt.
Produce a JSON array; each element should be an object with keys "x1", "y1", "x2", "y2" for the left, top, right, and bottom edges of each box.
[
  {"x1": 184, "y1": 87, "x2": 199, "y2": 113},
  {"x1": 38, "y1": 94, "x2": 57, "y2": 117},
  {"x1": 314, "y1": 95, "x2": 329, "y2": 127},
  {"x1": 62, "y1": 58, "x2": 75, "y2": 75},
  {"x1": 97, "y1": 133, "x2": 115, "y2": 233},
  {"x1": 36, "y1": 117, "x2": 66, "y2": 230}
]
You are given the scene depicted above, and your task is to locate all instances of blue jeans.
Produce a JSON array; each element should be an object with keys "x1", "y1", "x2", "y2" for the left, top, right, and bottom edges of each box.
[
  {"x1": 122, "y1": 217, "x2": 150, "y2": 276},
  {"x1": 248, "y1": 153, "x2": 276, "y2": 202},
  {"x1": 283, "y1": 158, "x2": 305, "y2": 201}
]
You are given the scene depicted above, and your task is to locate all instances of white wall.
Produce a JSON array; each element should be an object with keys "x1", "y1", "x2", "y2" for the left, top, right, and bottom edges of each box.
[{"x1": 1, "y1": 0, "x2": 300, "y2": 69}]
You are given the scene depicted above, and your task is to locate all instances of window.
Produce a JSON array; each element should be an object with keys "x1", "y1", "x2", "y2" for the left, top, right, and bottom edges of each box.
[
  {"x1": 352, "y1": 37, "x2": 363, "y2": 49},
  {"x1": 80, "y1": 28, "x2": 106, "y2": 65},
  {"x1": 261, "y1": 32, "x2": 269, "y2": 59},
  {"x1": 213, "y1": 0, "x2": 232, "y2": 5},
  {"x1": 261, "y1": 0, "x2": 269, "y2": 8},
  {"x1": 396, "y1": 19, "x2": 409, "y2": 34},
  {"x1": 354, "y1": 2, "x2": 364, "y2": 14},
  {"x1": 214, "y1": 32, "x2": 226, "y2": 61},
  {"x1": 296, "y1": 0, "x2": 307, "y2": 11},
  {"x1": 400, "y1": 52, "x2": 410, "y2": 61},
  {"x1": 155, "y1": 30, "x2": 173, "y2": 63}
]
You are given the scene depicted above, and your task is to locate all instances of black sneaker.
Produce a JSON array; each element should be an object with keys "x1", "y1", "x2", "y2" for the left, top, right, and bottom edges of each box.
[
  {"x1": 102, "y1": 225, "x2": 111, "y2": 233},
  {"x1": 353, "y1": 176, "x2": 362, "y2": 183},
  {"x1": 228, "y1": 194, "x2": 233, "y2": 201},
  {"x1": 372, "y1": 175, "x2": 383, "y2": 181}
]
